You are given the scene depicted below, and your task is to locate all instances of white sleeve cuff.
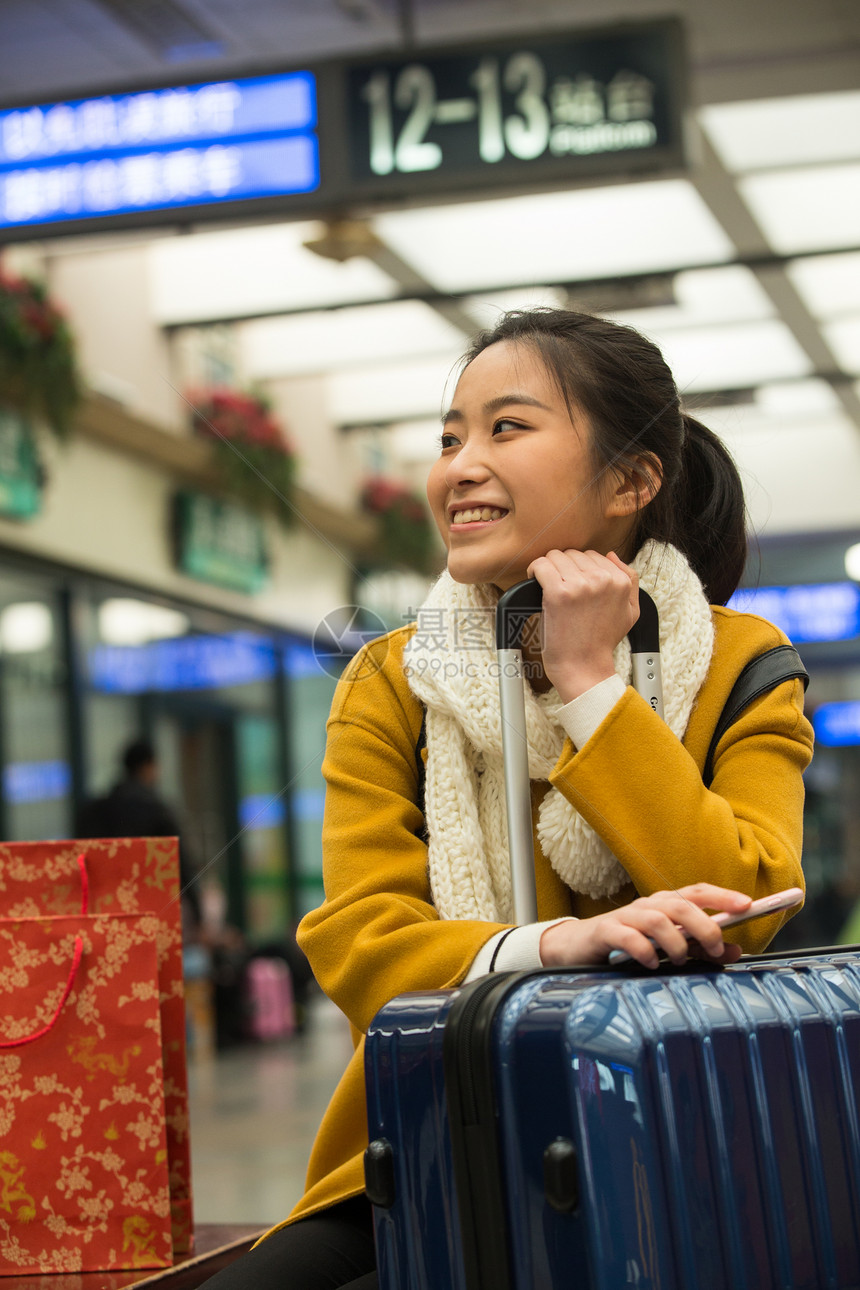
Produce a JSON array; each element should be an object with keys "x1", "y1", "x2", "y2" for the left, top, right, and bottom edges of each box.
[
  {"x1": 556, "y1": 674, "x2": 626, "y2": 750},
  {"x1": 464, "y1": 918, "x2": 578, "y2": 981}
]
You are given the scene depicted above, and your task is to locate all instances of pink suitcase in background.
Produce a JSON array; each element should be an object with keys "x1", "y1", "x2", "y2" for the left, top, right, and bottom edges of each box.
[{"x1": 245, "y1": 957, "x2": 296, "y2": 1041}]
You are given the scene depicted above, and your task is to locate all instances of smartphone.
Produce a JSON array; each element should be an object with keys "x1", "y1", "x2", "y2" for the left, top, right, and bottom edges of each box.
[
  {"x1": 709, "y1": 886, "x2": 804, "y2": 931},
  {"x1": 608, "y1": 886, "x2": 804, "y2": 966}
]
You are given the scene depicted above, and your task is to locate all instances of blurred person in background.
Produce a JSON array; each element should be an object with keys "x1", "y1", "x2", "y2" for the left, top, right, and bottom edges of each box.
[{"x1": 76, "y1": 736, "x2": 202, "y2": 936}]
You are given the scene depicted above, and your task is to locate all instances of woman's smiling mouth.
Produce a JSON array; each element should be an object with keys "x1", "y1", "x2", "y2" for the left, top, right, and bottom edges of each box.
[{"x1": 450, "y1": 507, "x2": 508, "y2": 525}]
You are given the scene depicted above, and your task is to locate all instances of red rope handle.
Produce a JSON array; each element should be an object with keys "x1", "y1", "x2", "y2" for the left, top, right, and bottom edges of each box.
[
  {"x1": 0, "y1": 935, "x2": 84, "y2": 1049},
  {"x1": 76, "y1": 851, "x2": 89, "y2": 916}
]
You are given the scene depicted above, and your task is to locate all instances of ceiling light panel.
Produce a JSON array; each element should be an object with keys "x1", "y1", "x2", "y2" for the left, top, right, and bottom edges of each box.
[
  {"x1": 639, "y1": 319, "x2": 812, "y2": 392},
  {"x1": 327, "y1": 353, "x2": 462, "y2": 425},
  {"x1": 390, "y1": 420, "x2": 449, "y2": 464},
  {"x1": 692, "y1": 381, "x2": 840, "y2": 436},
  {"x1": 607, "y1": 264, "x2": 773, "y2": 333},
  {"x1": 739, "y1": 164, "x2": 860, "y2": 255},
  {"x1": 822, "y1": 317, "x2": 860, "y2": 376},
  {"x1": 372, "y1": 180, "x2": 734, "y2": 293},
  {"x1": 464, "y1": 286, "x2": 568, "y2": 331},
  {"x1": 240, "y1": 301, "x2": 465, "y2": 378},
  {"x1": 148, "y1": 222, "x2": 398, "y2": 324},
  {"x1": 0, "y1": 603, "x2": 54, "y2": 654},
  {"x1": 787, "y1": 253, "x2": 860, "y2": 320},
  {"x1": 717, "y1": 412, "x2": 860, "y2": 536},
  {"x1": 699, "y1": 92, "x2": 860, "y2": 173},
  {"x1": 754, "y1": 380, "x2": 841, "y2": 417},
  {"x1": 98, "y1": 599, "x2": 189, "y2": 646}
]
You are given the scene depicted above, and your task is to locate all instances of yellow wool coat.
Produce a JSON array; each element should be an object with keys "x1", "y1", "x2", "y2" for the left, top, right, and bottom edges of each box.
[{"x1": 278, "y1": 606, "x2": 813, "y2": 1231}]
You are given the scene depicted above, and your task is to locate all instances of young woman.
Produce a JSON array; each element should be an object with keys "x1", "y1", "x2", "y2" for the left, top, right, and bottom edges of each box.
[{"x1": 202, "y1": 309, "x2": 813, "y2": 1289}]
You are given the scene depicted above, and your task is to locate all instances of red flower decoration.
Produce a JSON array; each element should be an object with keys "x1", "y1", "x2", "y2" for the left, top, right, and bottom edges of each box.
[
  {"x1": 360, "y1": 476, "x2": 436, "y2": 573},
  {"x1": 0, "y1": 268, "x2": 81, "y2": 436},
  {"x1": 189, "y1": 388, "x2": 294, "y2": 457},
  {"x1": 185, "y1": 386, "x2": 297, "y2": 526}
]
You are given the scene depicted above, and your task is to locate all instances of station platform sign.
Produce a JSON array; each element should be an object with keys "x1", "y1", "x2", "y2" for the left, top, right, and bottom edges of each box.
[{"x1": 0, "y1": 19, "x2": 684, "y2": 239}]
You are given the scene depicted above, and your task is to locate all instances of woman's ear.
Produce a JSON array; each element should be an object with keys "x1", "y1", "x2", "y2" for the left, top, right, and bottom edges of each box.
[{"x1": 607, "y1": 455, "x2": 663, "y2": 517}]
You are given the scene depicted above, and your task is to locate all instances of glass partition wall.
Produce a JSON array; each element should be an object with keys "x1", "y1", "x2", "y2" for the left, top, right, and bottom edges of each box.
[
  {"x1": 0, "y1": 572, "x2": 72, "y2": 841},
  {"x1": 0, "y1": 551, "x2": 338, "y2": 946}
]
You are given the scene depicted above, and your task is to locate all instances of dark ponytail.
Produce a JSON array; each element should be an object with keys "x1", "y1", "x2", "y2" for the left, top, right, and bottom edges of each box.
[
  {"x1": 462, "y1": 309, "x2": 748, "y2": 605},
  {"x1": 672, "y1": 414, "x2": 747, "y2": 606}
]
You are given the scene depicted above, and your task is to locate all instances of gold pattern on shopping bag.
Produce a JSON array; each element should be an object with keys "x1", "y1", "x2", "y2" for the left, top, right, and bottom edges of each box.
[
  {"x1": 0, "y1": 914, "x2": 173, "y2": 1273},
  {"x1": 68, "y1": 1035, "x2": 143, "y2": 1080},
  {"x1": 0, "y1": 1149, "x2": 35, "y2": 1220},
  {"x1": 0, "y1": 839, "x2": 193, "y2": 1258},
  {"x1": 123, "y1": 1213, "x2": 161, "y2": 1265}
]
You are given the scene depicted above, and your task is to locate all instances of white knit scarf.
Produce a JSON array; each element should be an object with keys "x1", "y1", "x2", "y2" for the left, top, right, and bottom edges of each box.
[{"x1": 403, "y1": 541, "x2": 714, "y2": 921}]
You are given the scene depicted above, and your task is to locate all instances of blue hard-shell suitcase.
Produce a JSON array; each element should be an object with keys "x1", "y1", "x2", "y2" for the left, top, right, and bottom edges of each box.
[{"x1": 365, "y1": 948, "x2": 860, "y2": 1290}]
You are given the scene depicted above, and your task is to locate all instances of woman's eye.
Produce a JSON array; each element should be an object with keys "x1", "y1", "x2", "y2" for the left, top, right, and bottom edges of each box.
[
  {"x1": 493, "y1": 418, "x2": 524, "y2": 434},
  {"x1": 439, "y1": 432, "x2": 460, "y2": 450}
]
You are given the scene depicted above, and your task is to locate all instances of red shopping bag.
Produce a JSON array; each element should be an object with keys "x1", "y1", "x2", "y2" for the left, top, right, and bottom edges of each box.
[
  {"x1": 0, "y1": 913, "x2": 174, "y2": 1274},
  {"x1": 0, "y1": 839, "x2": 193, "y2": 1254}
]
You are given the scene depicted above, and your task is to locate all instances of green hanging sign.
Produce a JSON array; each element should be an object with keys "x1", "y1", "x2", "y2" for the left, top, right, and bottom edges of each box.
[
  {"x1": 0, "y1": 408, "x2": 42, "y2": 519},
  {"x1": 173, "y1": 490, "x2": 269, "y2": 594}
]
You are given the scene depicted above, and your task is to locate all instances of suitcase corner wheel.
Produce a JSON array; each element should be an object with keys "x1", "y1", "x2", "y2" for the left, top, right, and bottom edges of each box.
[
  {"x1": 542, "y1": 1136, "x2": 579, "y2": 1214},
  {"x1": 364, "y1": 1138, "x2": 396, "y2": 1209}
]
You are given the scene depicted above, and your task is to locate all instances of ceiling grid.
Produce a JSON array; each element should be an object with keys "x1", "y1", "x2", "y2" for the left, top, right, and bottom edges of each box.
[
  {"x1": 1, "y1": 0, "x2": 858, "y2": 537},
  {"x1": 689, "y1": 129, "x2": 860, "y2": 433}
]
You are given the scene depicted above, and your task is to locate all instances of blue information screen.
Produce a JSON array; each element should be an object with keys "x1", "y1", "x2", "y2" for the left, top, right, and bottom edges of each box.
[
  {"x1": 87, "y1": 631, "x2": 278, "y2": 693},
  {"x1": 728, "y1": 583, "x2": 860, "y2": 645},
  {"x1": 813, "y1": 703, "x2": 860, "y2": 748},
  {"x1": 0, "y1": 73, "x2": 319, "y2": 229}
]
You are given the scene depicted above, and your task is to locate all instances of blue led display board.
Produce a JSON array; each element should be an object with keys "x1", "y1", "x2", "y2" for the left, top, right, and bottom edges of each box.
[
  {"x1": 728, "y1": 583, "x2": 860, "y2": 645},
  {"x1": 813, "y1": 703, "x2": 860, "y2": 748},
  {"x1": 88, "y1": 631, "x2": 278, "y2": 694},
  {"x1": 0, "y1": 20, "x2": 683, "y2": 238},
  {"x1": 3, "y1": 759, "x2": 71, "y2": 804},
  {"x1": 0, "y1": 73, "x2": 319, "y2": 232},
  {"x1": 239, "y1": 793, "x2": 287, "y2": 831}
]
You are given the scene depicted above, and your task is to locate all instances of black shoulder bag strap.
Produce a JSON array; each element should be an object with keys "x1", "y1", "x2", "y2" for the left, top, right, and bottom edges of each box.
[
  {"x1": 415, "y1": 713, "x2": 428, "y2": 841},
  {"x1": 414, "y1": 644, "x2": 809, "y2": 807},
  {"x1": 702, "y1": 644, "x2": 809, "y2": 787}
]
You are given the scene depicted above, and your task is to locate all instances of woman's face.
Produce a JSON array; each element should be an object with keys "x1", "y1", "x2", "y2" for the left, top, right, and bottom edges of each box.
[{"x1": 427, "y1": 340, "x2": 639, "y2": 590}]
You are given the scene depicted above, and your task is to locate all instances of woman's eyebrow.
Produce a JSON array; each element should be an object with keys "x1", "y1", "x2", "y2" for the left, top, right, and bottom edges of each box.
[{"x1": 442, "y1": 393, "x2": 552, "y2": 424}]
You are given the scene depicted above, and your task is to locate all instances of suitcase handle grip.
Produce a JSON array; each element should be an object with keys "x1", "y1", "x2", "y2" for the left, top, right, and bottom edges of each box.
[
  {"x1": 496, "y1": 578, "x2": 543, "y2": 651},
  {"x1": 496, "y1": 581, "x2": 660, "y2": 658}
]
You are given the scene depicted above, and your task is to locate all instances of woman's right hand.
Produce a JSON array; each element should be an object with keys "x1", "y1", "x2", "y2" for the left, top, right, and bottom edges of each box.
[
  {"x1": 526, "y1": 549, "x2": 639, "y2": 703},
  {"x1": 539, "y1": 884, "x2": 753, "y2": 970}
]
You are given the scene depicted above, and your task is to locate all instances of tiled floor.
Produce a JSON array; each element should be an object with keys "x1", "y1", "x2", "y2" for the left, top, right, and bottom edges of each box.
[{"x1": 187, "y1": 992, "x2": 354, "y2": 1227}]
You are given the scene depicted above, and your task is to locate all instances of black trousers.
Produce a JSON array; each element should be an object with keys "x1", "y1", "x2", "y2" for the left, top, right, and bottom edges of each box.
[{"x1": 197, "y1": 1197, "x2": 377, "y2": 1290}]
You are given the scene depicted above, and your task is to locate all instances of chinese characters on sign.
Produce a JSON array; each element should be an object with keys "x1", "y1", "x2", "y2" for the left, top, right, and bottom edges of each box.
[
  {"x1": 347, "y1": 22, "x2": 682, "y2": 192},
  {"x1": 173, "y1": 490, "x2": 269, "y2": 594},
  {"x1": 360, "y1": 61, "x2": 657, "y2": 177},
  {"x1": 0, "y1": 83, "x2": 249, "y2": 160},
  {"x1": 0, "y1": 73, "x2": 319, "y2": 229},
  {"x1": 0, "y1": 411, "x2": 42, "y2": 520},
  {"x1": 0, "y1": 22, "x2": 683, "y2": 235}
]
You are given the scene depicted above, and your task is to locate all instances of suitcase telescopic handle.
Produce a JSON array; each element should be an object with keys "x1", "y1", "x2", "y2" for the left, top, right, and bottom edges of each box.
[
  {"x1": 496, "y1": 580, "x2": 544, "y2": 924},
  {"x1": 495, "y1": 580, "x2": 663, "y2": 926},
  {"x1": 495, "y1": 578, "x2": 544, "y2": 650}
]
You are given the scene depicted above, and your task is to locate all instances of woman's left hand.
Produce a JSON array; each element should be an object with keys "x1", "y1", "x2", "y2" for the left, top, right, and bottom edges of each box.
[
  {"x1": 526, "y1": 549, "x2": 639, "y2": 703},
  {"x1": 539, "y1": 884, "x2": 752, "y2": 970}
]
